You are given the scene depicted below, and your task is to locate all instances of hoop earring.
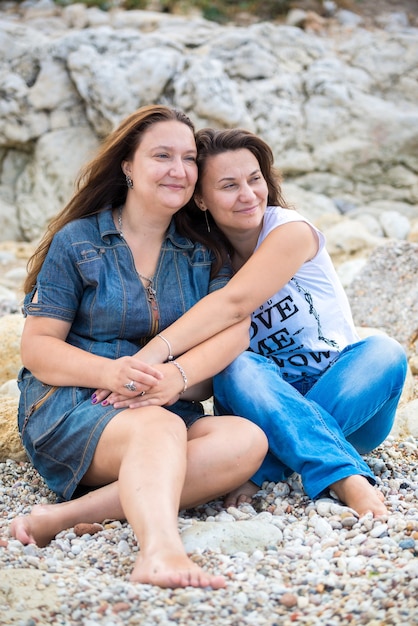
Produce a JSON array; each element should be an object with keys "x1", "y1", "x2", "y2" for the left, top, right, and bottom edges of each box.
[
  {"x1": 204, "y1": 210, "x2": 211, "y2": 233},
  {"x1": 125, "y1": 174, "x2": 133, "y2": 189}
]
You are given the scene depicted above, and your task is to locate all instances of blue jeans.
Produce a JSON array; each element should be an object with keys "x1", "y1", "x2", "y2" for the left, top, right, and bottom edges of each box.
[{"x1": 214, "y1": 335, "x2": 407, "y2": 499}]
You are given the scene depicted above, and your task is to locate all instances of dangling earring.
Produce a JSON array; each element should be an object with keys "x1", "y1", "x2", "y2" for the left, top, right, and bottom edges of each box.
[
  {"x1": 125, "y1": 174, "x2": 133, "y2": 189},
  {"x1": 204, "y1": 210, "x2": 211, "y2": 233}
]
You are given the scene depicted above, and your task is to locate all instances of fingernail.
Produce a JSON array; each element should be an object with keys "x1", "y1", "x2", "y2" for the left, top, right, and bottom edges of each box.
[
  {"x1": 101, "y1": 400, "x2": 108, "y2": 406},
  {"x1": 91, "y1": 393, "x2": 96, "y2": 400},
  {"x1": 91, "y1": 397, "x2": 97, "y2": 404}
]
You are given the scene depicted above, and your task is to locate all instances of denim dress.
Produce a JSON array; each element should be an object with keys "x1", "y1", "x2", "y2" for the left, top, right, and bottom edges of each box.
[{"x1": 18, "y1": 209, "x2": 231, "y2": 501}]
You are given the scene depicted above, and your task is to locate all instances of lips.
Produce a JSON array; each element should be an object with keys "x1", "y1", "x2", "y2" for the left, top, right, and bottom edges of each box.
[
  {"x1": 161, "y1": 183, "x2": 186, "y2": 190},
  {"x1": 235, "y1": 205, "x2": 259, "y2": 215}
]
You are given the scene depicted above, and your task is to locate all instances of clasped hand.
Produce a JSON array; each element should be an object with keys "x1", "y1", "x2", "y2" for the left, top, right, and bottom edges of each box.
[{"x1": 92, "y1": 357, "x2": 182, "y2": 409}]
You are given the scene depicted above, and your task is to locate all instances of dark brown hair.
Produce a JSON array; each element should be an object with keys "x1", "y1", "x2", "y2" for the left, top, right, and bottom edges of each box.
[
  {"x1": 24, "y1": 105, "x2": 195, "y2": 294},
  {"x1": 177, "y1": 127, "x2": 290, "y2": 274}
]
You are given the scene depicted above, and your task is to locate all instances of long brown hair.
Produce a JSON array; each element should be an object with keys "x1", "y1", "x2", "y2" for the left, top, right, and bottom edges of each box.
[
  {"x1": 24, "y1": 105, "x2": 195, "y2": 294},
  {"x1": 177, "y1": 127, "x2": 290, "y2": 275}
]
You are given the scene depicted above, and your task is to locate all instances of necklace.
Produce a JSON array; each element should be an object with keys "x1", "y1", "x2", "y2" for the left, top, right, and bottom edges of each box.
[{"x1": 118, "y1": 207, "x2": 157, "y2": 304}]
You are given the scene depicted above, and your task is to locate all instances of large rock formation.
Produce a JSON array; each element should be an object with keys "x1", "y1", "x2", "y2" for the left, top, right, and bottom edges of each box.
[{"x1": 0, "y1": 1, "x2": 417, "y2": 242}]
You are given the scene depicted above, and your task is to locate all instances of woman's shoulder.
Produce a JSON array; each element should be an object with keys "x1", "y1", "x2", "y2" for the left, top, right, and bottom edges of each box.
[
  {"x1": 264, "y1": 205, "x2": 305, "y2": 224},
  {"x1": 261, "y1": 206, "x2": 308, "y2": 236},
  {"x1": 54, "y1": 211, "x2": 112, "y2": 243},
  {"x1": 261, "y1": 206, "x2": 326, "y2": 255}
]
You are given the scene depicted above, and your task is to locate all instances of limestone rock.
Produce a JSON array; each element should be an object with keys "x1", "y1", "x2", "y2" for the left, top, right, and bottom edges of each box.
[
  {"x1": 0, "y1": 396, "x2": 26, "y2": 462},
  {"x1": 0, "y1": 7, "x2": 417, "y2": 240},
  {"x1": 347, "y1": 241, "x2": 418, "y2": 359},
  {"x1": 181, "y1": 520, "x2": 283, "y2": 555},
  {"x1": 17, "y1": 126, "x2": 99, "y2": 241},
  {"x1": 321, "y1": 218, "x2": 383, "y2": 261},
  {"x1": 0, "y1": 380, "x2": 19, "y2": 399},
  {"x1": 0, "y1": 313, "x2": 24, "y2": 385},
  {"x1": 390, "y1": 399, "x2": 418, "y2": 440}
]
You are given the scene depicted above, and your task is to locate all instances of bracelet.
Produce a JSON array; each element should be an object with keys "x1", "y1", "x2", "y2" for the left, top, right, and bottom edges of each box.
[
  {"x1": 171, "y1": 360, "x2": 188, "y2": 394},
  {"x1": 157, "y1": 333, "x2": 174, "y2": 362}
]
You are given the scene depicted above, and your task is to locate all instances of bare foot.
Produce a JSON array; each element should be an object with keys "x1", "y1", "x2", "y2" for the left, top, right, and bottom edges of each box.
[
  {"x1": 131, "y1": 549, "x2": 226, "y2": 589},
  {"x1": 10, "y1": 504, "x2": 65, "y2": 548},
  {"x1": 224, "y1": 480, "x2": 259, "y2": 508},
  {"x1": 330, "y1": 475, "x2": 387, "y2": 517}
]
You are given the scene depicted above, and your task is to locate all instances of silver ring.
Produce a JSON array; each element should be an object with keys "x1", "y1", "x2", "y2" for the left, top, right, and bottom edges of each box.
[{"x1": 124, "y1": 380, "x2": 137, "y2": 392}]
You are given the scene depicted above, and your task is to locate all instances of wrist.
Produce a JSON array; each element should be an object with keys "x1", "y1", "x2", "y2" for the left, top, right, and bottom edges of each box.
[
  {"x1": 171, "y1": 360, "x2": 188, "y2": 394},
  {"x1": 139, "y1": 337, "x2": 171, "y2": 364},
  {"x1": 157, "y1": 333, "x2": 175, "y2": 362}
]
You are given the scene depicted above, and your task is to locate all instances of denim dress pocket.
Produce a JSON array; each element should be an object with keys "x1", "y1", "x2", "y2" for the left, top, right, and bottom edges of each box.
[
  {"x1": 17, "y1": 370, "x2": 117, "y2": 500},
  {"x1": 17, "y1": 369, "x2": 75, "y2": 468},
  {"x1": 18, "y1": 368, "x2": 60, "y2": 437}
]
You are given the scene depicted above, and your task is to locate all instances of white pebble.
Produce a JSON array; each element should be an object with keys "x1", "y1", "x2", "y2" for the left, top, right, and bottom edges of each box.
[
  {"x1": 314, "y1": 516, "x2": 334, "y2": 537},
  {"x1": 117, "y1": 539, "x2": 131, "y2": 555},
  {"x1": 370, "y1": 523, "x2": 389, "y2": 538}
]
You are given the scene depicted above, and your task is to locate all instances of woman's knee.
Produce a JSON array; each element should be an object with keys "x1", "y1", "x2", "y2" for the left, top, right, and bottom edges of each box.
[
  {"x1": 233, "y1": 416, "x2": 268, "y2": 471},
  {"x1": 193, "y1": 415, "x2": 267, "y2": 461},
  {"x1": 384, "y1": 336, "x2": 407, "y2": 376},
  {"x1": 85, "y1": 408, "x2": 187, "y2": 485},
  {"x1": 135, "y1": 407, "x2": 187, "y2": 439},
  {"x1": 105, "y1": 407, "x2": 187, "y2": 446},
  {"x1": 363, "y1": 333, "x2": 405, "y2": 359},
  {"x1": 364, "y1": 334, "x2": 407, "y2": 384},
  {"x1": 231, "y1": 415, "x2": 268, "y2": 454}
]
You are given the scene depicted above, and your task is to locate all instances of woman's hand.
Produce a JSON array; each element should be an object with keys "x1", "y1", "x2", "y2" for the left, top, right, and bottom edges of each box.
[
  {"x1": 96, "y1": 361, "x2": 185, "y2": 409},
  {"x1": 92, "y1": 356, "x2": 165, "y2": 404}
]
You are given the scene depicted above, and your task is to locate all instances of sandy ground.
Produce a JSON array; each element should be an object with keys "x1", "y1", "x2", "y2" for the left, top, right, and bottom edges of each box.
[{"x1": 0, "y1": 569, "x2": 59, "y2": 623}]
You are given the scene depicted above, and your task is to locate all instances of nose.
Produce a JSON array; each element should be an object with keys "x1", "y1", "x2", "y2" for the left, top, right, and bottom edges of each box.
[
  {"x1": 169, "y1": 157, "x2": 187, "y2": 177},
  {"x1": 239, "y1": 182, "x2": 257, "y2": 201}
]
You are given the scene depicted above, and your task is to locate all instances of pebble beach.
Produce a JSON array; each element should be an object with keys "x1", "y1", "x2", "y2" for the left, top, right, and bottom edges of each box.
[{"x1": 1, "y1": 436, "x2": 417, "y2": 625}]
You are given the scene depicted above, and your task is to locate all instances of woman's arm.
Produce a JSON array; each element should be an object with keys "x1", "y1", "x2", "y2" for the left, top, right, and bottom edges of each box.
[
  {"x1": 21, "y1": 315, "x2": 163, "y2": 393},
  {"x1": 106, "y1": 317, "x2": 251, "y2": 409},
  {"x1": 138, "y1": 221, "x2": 318, "y2": 363}
]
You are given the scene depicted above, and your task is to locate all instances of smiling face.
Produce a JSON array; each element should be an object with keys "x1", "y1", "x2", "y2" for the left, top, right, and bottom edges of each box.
[
  {"x1": 122, "y1": 120, "x2": 198, "y2": 216},
  {"x1": 196, "y1": 148, "x2": 269, "y2": 239}
]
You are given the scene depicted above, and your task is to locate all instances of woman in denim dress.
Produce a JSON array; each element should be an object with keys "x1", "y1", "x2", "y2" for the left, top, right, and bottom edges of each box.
[
  {"x1": 10, "y1": 107, "x2": 268, "y2": 589},
  {"x1": 130, "y1": 127, "x2": 407, "y2": 519}
]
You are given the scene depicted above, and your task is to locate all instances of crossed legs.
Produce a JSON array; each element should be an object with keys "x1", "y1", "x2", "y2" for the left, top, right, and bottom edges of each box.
[
  {"x1": 10, "y1": 407, "x2": 267, "y2": 588},
  {"x1": 214, "y1": 336, "x2": 407, "y2": 517}
]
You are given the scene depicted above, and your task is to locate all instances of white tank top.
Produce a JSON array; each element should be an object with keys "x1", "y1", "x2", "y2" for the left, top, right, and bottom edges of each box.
[{"x1": 249, "y1": 206, "x2": 359, "y2": 381}]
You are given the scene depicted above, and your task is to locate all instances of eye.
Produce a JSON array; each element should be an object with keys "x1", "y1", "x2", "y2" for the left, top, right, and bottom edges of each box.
[{"x1": 184, "y1": 155, "x2": 197, "y2": 163}]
